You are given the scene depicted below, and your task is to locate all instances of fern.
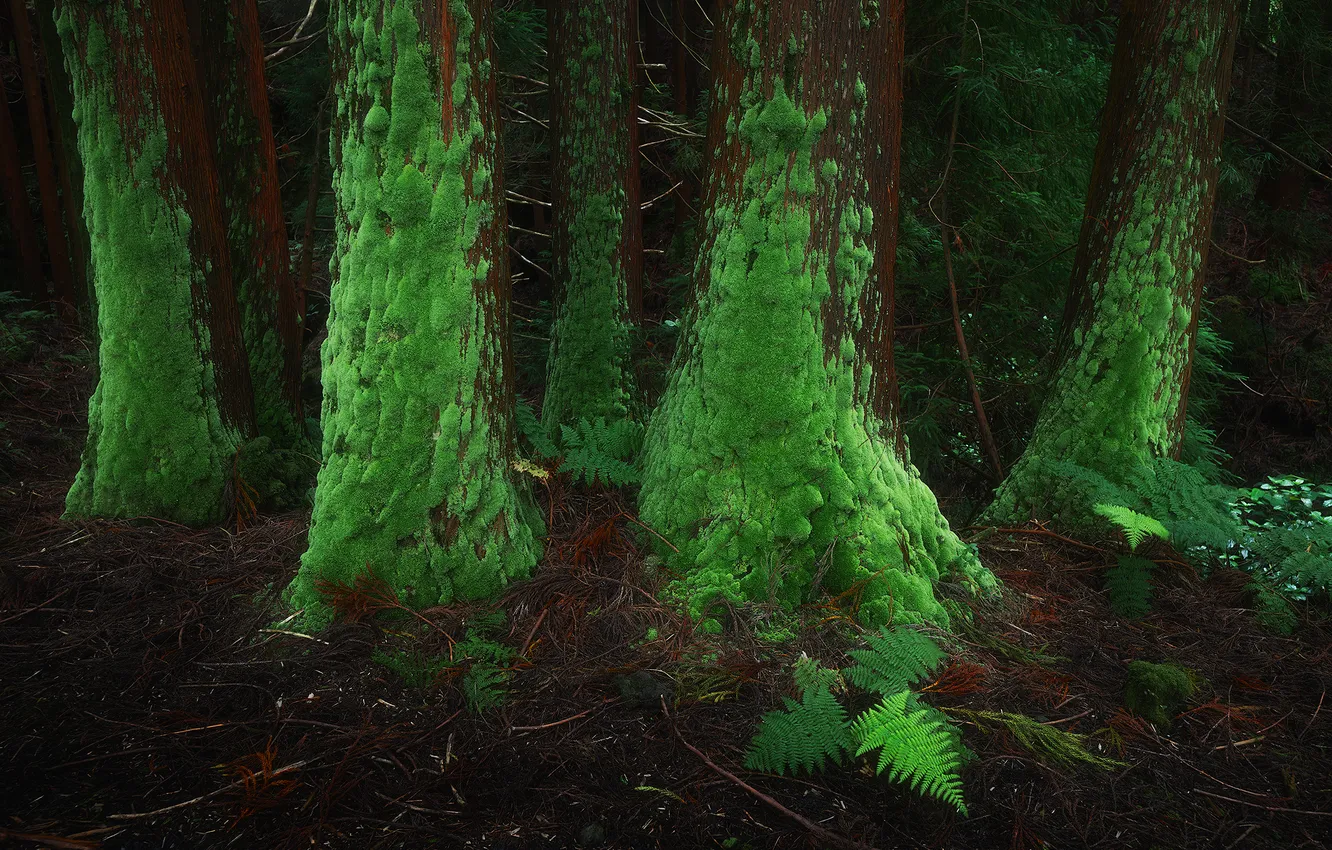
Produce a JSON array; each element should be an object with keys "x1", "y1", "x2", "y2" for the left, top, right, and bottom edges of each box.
[
  {"x1": 844, "y1": 626, "x2": 948, "y2": 695},
  {"x1": 515, "y1": 399, "x2": 558, "y2": 459},
  {"x1": 851, "y1": 691, "x2": 968, "y2": 814},
  {"x1": 1104, "y1": 555, "x2": 1154, "y2": 618},
  {"x1": 1093, "y1": 503, "x2": 1168, "y2": 552},
  {"x1": 745, "y1": 628, "x2": 969, "y2": 813},
  {"x1": 558, "y1": 417, "x2": 643, "y2": 486},
  {"x1": 743, "y1": 678, "x2": 853, "y2": 776}
]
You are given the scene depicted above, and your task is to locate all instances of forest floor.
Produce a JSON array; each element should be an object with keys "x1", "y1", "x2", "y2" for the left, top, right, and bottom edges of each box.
[{"x1": 2, "y1": 331, "x2": 1331, "y2": 850}]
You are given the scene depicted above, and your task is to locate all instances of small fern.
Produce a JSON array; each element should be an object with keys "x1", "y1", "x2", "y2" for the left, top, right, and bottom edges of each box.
[
  {"x1": 559, "y1": 417, "x2": 643, "y2": 486},
  {"x1": 844, "y1": 626, "x2": 948, "y2": 694},
  {"x1": 946, "y1": 708, "x2": 1124, "y2": 771},
  {"x1": 851, "y1": 691, "x2": 968, "y2": 814},
  {"x1": 744, "y1": 670, "x2": 852, "y2": 775},
  {"x1": 1105, "y1": 555, "x2": 1155, "y2": 618},
  {"x1": 745, "y1": 628, "x2": 969, "y2": 814},
  {"x1": 1093, "y1": 503, "x2": 1169, "y2": 551},
  {"x1": 516, "y1": 399, "x2": 558, "y2": 459}
]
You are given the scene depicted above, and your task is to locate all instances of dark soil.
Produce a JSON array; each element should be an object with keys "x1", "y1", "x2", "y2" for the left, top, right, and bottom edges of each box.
[{"x1": 3, "y1": 329, "x2": 1331, "y2": 850}]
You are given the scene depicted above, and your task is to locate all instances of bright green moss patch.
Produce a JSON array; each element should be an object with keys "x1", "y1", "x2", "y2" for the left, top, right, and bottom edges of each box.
[
  {"x1": 640, "y1": 24, "x2": 994, "y2": 630},
  {"x1": 1124, "y1": 660, "x2": 1198, "y2": 728},
  {"x1": 285, "y1": 1, "x2": 541, "y2": 628},
  {"x1": 59, "y1": 6, "x2": 242, "y2": 525}
]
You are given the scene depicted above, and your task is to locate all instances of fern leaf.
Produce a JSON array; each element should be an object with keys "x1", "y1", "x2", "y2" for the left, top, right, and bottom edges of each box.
[
  {"x1": 1105, "y1": 555, "x2": 1154, "y2": 618},
  {"x1": 851, "y1": 691, "x2": 968, "y2": 814},
  {"x1": 558, "y1": 418, "x2": 642, "y2": 486},
  {"x1": 744, "y1": 683, "x2": 852, "y2": 776},
  {"x1": 1093, "y1": 503, "x2": 1169, "y2": 551},
  {"x1": 844, "y1": 627, "x2": 948, "y2": 695},
  {"x1": 515, "y1": 400, "x2": 558, "y2": 459}
]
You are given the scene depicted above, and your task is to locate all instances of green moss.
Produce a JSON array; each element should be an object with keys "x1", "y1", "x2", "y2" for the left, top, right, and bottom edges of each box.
[
  {"x1": 987, "y1": 3, "x2": 1234, "y2": 527},
  {"x1": 542, "y1": 0, "x2": 638, "y2": 435},
  {"x1": 285, "y1": 0, "x2": 541, "y2": 627},
  {"x1": 639, "y1": 21, "x2": 994, "y2": 630},
  {"x1": 1124, "y1": 660, "x2": 1198, "y2": 728},
  {"x1": 59, "y1": 5, "x2": 242, "y2": 525}
]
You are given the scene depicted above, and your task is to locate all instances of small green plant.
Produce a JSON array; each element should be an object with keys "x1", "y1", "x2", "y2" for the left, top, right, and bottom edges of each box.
[
  {"x1": 744, "y1": 628, "x2": 969, "y2": 814},
  {"x1": 371, "y1": 612, "x2": 517, "y2": 713},
  {"x1": 558, "y1": 417, "x2": 643, "y2": 486},
  {"x1": 1093, "y1": 503, "x2": 1169, "y2": 551},
  {"x1": 943, "y1": 708, "x2": 1124, "y2": 771},
  {"x1": 1124, "y1": 660, "x2": 1198, "y2": 728},
  {"x1": 1104, "y1": 556, "x2": 1155, "y2": 619}
]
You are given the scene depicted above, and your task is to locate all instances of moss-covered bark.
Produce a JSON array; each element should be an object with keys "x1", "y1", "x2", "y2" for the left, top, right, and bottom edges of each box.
[
  {"x1": 542, "y1": 0, "x2": 641, "y2": 432},
  {"x1": 285, "y1": 0, "x2": 542, "y2": 626},
  {"x1": 987, "y1": 0, "x2": 1240, "y2": 525},
  {"x1": 639, "y1": 0, "x2": 995, "y2": 630},
  {"x1": 57, "y1": 0, "x2": 257, "y2": 525},
  {"x1": 185, "y1": 0, "x2": 309, "y2": 462}
]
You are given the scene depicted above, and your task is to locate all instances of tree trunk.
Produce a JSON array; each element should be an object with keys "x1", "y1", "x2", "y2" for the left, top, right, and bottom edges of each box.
[
  {"x1": 185, "y1": 0, "x2": 308, "y2": 458},
  {"x1": 9, "y1": 0, "x2": 75, "y2": 315},
  {"x1": 542, "y1": 0, "x2": 642, "y2": 432},
  {"x1": 0, "y1": 85, "x2": 44, "y2": 300},
  {"x1": 34, "y1": 0, "x2": 93, "y2": 324},
  {"x1": 639, "y1": 0, "x2": 995, "y2": 630},
  {"x1": 287, "y1": 0, "x2": 542, "y2": 626},
  {"x1": 986, "y1": 0, "x2": 1241, "y2": 524},
  {"x1": 57, "y1": 0, "x2": 257, "y2": 525}
]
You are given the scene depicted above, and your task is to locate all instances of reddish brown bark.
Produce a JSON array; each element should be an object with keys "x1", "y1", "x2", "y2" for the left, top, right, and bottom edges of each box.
[
  {"x1": 185, "y1": 0, "x2": 304, "y2": 435},
  {"x1": 0, "y1": 83, "x2": 44, "y2": 300},
  {"x1": 9, "y1": 0, "x2": 75, "y2": 315}
]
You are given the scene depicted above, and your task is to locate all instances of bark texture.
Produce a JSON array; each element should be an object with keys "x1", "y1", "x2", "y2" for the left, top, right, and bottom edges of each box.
[
  {"x1": 987, "y1": 0, "x2": 1241, "y2": 524},
  {"x1": 542, "y1": 0, "x2": 641, "y2": 433},
  {"x1": 287, "y1": 0, "x2": 541, "y2": 626},
  {"x1": 185, "y1": 0, "x2": 308, "y2": 458},
  {"x1": 639, "y1": 0, "x2": 994, "y2": 630},
  {"x1": 57, "y1": 0, "x2": 257, "y2": 524}
]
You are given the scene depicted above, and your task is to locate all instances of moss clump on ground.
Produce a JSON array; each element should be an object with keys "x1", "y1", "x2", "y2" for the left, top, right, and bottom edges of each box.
[{"x1": 1124, "y1": 660, "x2": 1198, "y2": 728}]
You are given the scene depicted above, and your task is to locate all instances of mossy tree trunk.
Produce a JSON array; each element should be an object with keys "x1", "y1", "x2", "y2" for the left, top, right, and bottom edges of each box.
[
  {"x1": 184, "y1": 0, "x2": 308, "y2": 457},
  {"x1": 986, "y1": 0, "x2": 1240, "y2": 524},
  {"x1": 57, "y1": 0, "x2": 258, "y2": 525},
  {"x1": 9, "y1": 0, "x2": 76, "y2": 316},
  {"x1": 542, "y1": 0, "x2": 642, "y2": 432},
  {"x1": 286, "y1": 0, "x2": 542, "y2": 627},
  {"x1": 638, "y1": 0, "x2": 995, "y2": 630}
]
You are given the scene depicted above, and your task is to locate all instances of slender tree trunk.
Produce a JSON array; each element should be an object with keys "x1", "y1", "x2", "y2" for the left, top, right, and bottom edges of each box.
[
  {"x1": 9, "y1": 0, "x2": 75, "y2": 316},
  {"x1": 185, "y1": 0, "x2": 307, "y2": 459},
  {"x1": 639, "y1": 0, "x2": 995, "y2": 630},
  {"x1": 0, "y1": 87, "x2": 44, "y2": 300},
  {"x1": 287, "y1": 0, "x2": 542, "y2": 626},
  {"x1": 986, "y1": 0, "x2": 1241, "y2": 524},
  {"x1": 57, "y1": 0, "x2": 257, "y2": 525},
  {"x1": 671, "y1": 0, "x2": 696, "y2": 233},
  {"x1": 296, "y1": 92, "x2": 331, "y2": 328},
  {"x1": 542, "y1": 0, "x2": 642, "y2": 432},
  {"x1": 34, "y1": 0, "x2": 93, "y2": 324}
]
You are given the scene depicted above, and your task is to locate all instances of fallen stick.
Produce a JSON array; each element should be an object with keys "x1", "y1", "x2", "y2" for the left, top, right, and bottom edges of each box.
[
  {"x1": 107, "y1": 760, "x2": 308, "y2": 821},
  {"x1": 668, "y1": 701, "x2": 880, "y2": 850}
]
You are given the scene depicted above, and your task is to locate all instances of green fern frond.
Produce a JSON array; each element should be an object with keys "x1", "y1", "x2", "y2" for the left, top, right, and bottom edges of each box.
[
  {"x1": 851, "y1": 691, "x2": 968, "y2": 814},
  {"x1": 844, "y1": 627, "x2": 948, "y2": 695},
  {"x1": 1093, "y1": 503, "x2": 1169, "y2": 551},
  {"x1": 792, "y1": 655, "x2": 842, "y2": 697},
  {"x1": 1105, "y1": 555, "x2": 1154, "y2": 618},
  {"x1": 516, "y1": 400, "x2": 558, "y2": 459},
  {"x1": 744, "y1": 683, "x2": 853, "y2": 776},
  {"x1": 558, "y1": 417, "x2": 643, "y2": 486}
]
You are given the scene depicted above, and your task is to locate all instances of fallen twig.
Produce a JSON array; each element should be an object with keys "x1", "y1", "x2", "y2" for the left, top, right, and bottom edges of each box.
[{"x1": 108, "y1": 760, "x2": 309, "y2": 821}]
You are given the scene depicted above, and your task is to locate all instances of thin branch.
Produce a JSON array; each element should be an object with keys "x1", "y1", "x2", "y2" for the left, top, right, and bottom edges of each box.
[
  {"x1": 1225, "y1": 116, "x2": 1332, "y2": 185},
  {"x1": 265, "y1": 0, "x2": 320, "y2": 62}
]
